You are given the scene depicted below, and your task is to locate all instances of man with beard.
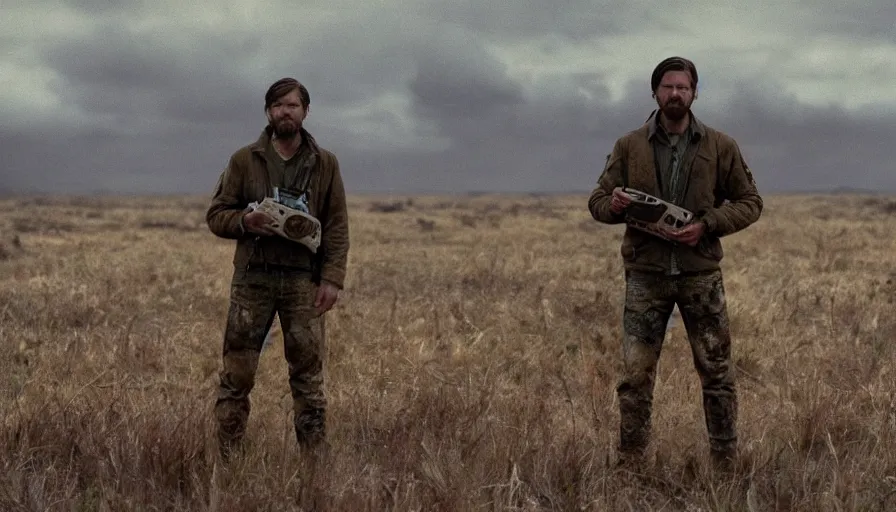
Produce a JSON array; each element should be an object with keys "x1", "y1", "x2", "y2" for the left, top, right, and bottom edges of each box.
[
  {"x1": 206, "y1": 78, "x2": 350, "y2": 461},
  {"x1": 587, "y1": 57, "x2": 762, "y2": 472}
]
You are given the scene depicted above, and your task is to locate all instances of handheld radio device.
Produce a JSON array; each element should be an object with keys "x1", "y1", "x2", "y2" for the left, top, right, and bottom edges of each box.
[{"x1": 621, "y1": 188, "x2": 695, "y2": 242}]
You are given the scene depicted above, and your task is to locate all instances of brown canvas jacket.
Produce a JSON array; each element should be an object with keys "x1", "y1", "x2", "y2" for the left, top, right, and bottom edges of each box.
[
  {"x1": 588, "y1": 113, "x2": 762, "y2": 274},
  {"x1": 206, "y1": 126, "x2": 350, "y2": 288}
]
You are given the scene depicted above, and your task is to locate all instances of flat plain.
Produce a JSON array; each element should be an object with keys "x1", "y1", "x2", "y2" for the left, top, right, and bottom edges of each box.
[{"x1": 1, "y1": 192, "x2": 895, "y2": 511}]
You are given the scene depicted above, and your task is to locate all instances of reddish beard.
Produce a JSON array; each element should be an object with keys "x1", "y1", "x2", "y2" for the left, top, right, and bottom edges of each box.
[
  {"x1": 660, "y1": 98, "x2": 690, "y2": 121},
  {"x1": 272, "y1": 116, "x2": 299, "y2": 138}
]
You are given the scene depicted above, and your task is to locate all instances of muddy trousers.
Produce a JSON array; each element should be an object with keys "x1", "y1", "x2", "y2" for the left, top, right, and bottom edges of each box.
[
  {"x1": 617, "y1": 269, "x2": 737, "y2": 462},
  {"x1": 214, "y1": 265, "x2": 326, "y2": 456}
]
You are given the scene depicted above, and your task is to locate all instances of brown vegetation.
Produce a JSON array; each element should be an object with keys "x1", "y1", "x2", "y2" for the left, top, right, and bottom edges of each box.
[{"x1": 1, "y1": 193, "x2": 895, "y2": 510}]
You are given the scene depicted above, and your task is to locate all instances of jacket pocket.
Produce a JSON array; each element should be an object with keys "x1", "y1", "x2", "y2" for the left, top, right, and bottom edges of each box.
[
  {"x1": 696, "y1": 236, "x2": 723, "y2": 261},
  {"x1": 621, "y1": 231, "x2": 650, "y2": 262}
]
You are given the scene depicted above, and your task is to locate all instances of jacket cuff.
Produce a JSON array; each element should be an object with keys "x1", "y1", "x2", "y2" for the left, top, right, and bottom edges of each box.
[
  {"x1": 700, "y1": 210, "x2": 718, "y2": 234},
  {"x1": 237, "y1": 208, "x2": 254, "y2": 236},
  {"x1": 320, "y1": 266, "x2": 346, "y2": 289}
]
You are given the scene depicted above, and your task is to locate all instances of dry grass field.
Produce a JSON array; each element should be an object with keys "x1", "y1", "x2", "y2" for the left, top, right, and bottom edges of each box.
[{"x1": 1, "y1": 192, "x2": 896, "y2": 511}]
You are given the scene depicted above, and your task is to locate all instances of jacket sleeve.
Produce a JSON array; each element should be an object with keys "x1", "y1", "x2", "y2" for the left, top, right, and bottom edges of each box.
[
  {"x1": 699, "y1": 138, "x2": 763, "y2": 237},
  {"x1": 317, "y1": 153, "x2": 350, "y2": 289},
  {"x1": 206, "y1": 156, "x2": 249, "y2": 239},
  {"x1": 588, "y1": 138, "x2": 627, "y2": 224}
]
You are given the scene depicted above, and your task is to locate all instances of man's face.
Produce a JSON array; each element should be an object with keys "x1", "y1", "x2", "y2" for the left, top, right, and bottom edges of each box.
[
  {"x1": 654, "y1": 70, "x2": 695, "y2": 122},
  {"x1": 266, "y1": 88, "x2": 307, "y2": 138}
]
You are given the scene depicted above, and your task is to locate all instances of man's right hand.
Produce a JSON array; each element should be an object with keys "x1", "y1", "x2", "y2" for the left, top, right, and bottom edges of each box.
[
  {"x1": 610, "y1": 187, "x2": 632, "y2": 214},
  {"x1": 243, "y1": 211, "x2": 277, "y2": 236}
]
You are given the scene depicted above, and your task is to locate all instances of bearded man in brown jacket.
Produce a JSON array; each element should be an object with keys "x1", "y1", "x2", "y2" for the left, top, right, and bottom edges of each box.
[
  {"x1": 588, "y1": 57, "x2": 762, "y2": 472},
  {"x1": 206, "y1": 78, "x2": 349, "y2": 460}
]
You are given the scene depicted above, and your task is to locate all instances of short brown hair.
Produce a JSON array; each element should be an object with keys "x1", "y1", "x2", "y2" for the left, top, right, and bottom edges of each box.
[
  {"x1": 651, "y1": 57, "x2": 698, "y2": 92},
  {"x1": 264, "y1": 78, "x2": 310, "y2": 110}
]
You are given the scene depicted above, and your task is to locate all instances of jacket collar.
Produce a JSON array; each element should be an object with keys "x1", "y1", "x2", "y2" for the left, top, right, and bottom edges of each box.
[{"x1": 644, "y1": 109, "x2": 705, "y2": 142}]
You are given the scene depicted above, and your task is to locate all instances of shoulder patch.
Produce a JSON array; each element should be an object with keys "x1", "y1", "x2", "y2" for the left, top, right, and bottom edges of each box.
[{"x1": 741, "y1": 156, "x2": 757, "y2": 188}]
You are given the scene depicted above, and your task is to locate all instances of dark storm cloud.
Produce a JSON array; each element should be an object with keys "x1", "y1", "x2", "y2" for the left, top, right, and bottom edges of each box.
[
  {"x1": 1, "y1": 0, "x2": 894, "y2": 195},
  {"x1": 408, "y1": 35, "x2": 526, "y2": 119},
  {"x1": 699, "y1": 85, "x2": 894, "y2": 192},
  {"x1": 0, "y1": 123, "x2": 248, "y2": 195},
  {"x1": 400, "y1": 62, "x2": 896, "y2": 193},
  {"x1": 44, "y1": 24, "x2": 263, "y2": 126},
  {"x1": 26, "y1": 5, "x2": 431, "y2": 130}
]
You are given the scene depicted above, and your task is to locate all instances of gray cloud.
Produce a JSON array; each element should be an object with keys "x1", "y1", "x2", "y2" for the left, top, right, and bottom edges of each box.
[
  {"x1": 1, "y1": 0, "x2": 894, "y2": 196},
  {"x1": 802, "y1": 4, "x2": 896, "y2": 40},
  {"x1": 408, "y1": 33, "x2": 526, "y2": 120},
  {"x1": 703, "y1": 84, "x2": 893, "y2": 192},
  {"x1": 64, "y1": 0, "x2": 148, "y2": 14},
  {"x1": 44, "y1": 24, "x2": 263, "y2": 128},
  {"x1": 413, "y1": 0, "x2": 634, "y2": 41}
]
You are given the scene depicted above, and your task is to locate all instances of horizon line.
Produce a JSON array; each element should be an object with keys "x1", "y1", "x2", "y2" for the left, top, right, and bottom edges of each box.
[{"x1": 1, "y1": 186, "x2": 894, "y2": 199}]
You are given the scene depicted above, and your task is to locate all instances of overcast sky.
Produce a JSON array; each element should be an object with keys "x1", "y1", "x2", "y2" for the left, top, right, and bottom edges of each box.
[{"x1": 2, "y1": 1, "x2": 894, "y2": 195}]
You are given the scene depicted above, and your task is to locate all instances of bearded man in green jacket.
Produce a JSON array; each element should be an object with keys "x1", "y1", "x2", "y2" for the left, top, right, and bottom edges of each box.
[
  {"x1": 588, "y1": 57, "x2": 762, "y2": 472},
  {"x1": 206, "y1": 77, "x2": 350, "y2": 460}
]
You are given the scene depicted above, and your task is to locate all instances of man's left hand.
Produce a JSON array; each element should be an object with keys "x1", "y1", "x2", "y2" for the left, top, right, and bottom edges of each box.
[
  {"x1": 669, "y1": 221, "x2": 706, "y2": 247},
  {"x1": 314, "y1": 281, "x2": 340, "y2": 317}
]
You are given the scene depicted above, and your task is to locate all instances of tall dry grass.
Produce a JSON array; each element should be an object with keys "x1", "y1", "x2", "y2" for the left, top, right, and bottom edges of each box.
[{"x1": 1, "y1": 193, "x2": 895, "y2": 511}]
